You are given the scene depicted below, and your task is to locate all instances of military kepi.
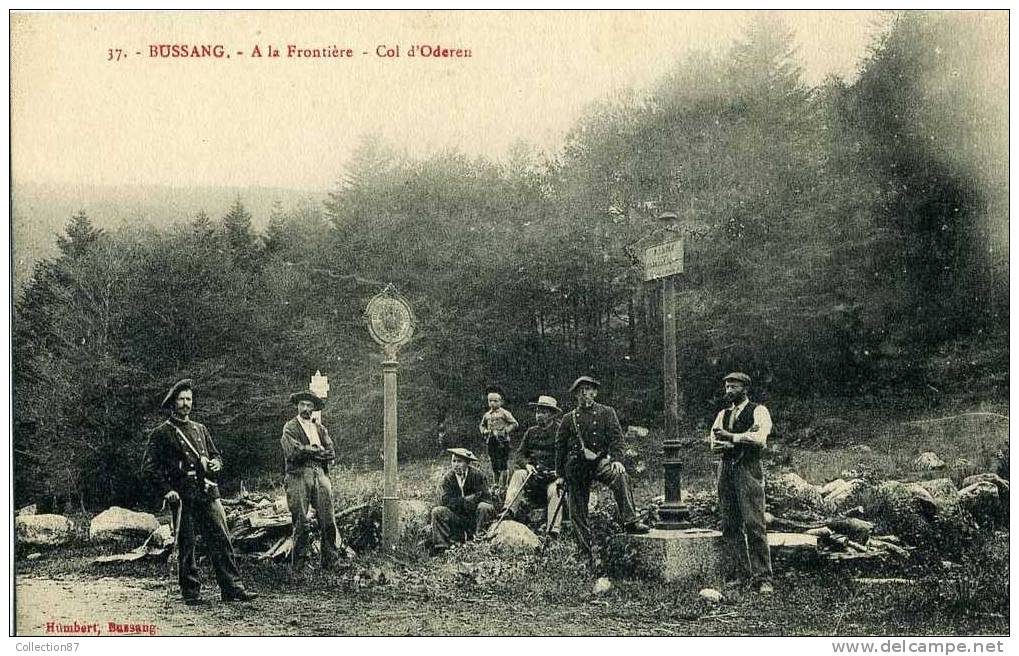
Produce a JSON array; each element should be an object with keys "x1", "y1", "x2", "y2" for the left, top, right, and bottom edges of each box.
[
  {"x1": 160, "y1": 378, "x2": 193, "y2": 410},
  {"x1": 723, "y1": 372, "x2": 752, "y2": 385},
  {"x1": 568, "y1": 376, "x2": 601, "y2": 394},
  {"x1": 446, "y1": 448, "x2": 478, "y2": 462},
  {"x1": 289, "y1": 390, "x2": 325, "y2": 410}
]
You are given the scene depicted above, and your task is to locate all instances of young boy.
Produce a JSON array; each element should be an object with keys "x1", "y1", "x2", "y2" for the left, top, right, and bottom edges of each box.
[{"x1": 478, "y1": 385, "x2": 518, "y2": 488}]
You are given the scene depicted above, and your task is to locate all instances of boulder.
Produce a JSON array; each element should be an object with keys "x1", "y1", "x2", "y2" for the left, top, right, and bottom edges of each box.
[
  {"x1": 917, "y1": 478, "x2": 960, "y2": 512},
  {"x1": 592, "y1": 577, "x2": 614, "y2": 595},
  {"x1": 962, "y1": 473, "x2": 1009, "y2": 497},
  {"x1": 874, "y1": 480, "x2": 938, "y2": 516},
  {"x1": 89, "y1": 507, "x2": 160, "y2": 544},
  {"x1": 958, "y1": 481, "x2": 1002, "y2": 528},
  {"x1": 489, "y1": 520, "x2": 539, "y2": 554},
  {"x1": 16, "y1": 514, "x2": 75, "y2": 547},
  {"x1": 849, "y1": 445, "x2": 873, "y2": 454},
  {"x1": 149, "y1": 524, "x2": 174, "y2": 549},
  {"x1": 822, "y1": 478, "x2": 870, "y2": 512},
  {"x1": 768, "y1": 473, "x2": 825, "y2": 516},
  {"x1": 914, "y1": 452, "x2": 946, "y2": 470},
  {"x1": 699, "y1": 588, "x2": 723, "y2": 603},
  {"x1": 17, "y1": 504, "x2": 37, "y2": 516}
]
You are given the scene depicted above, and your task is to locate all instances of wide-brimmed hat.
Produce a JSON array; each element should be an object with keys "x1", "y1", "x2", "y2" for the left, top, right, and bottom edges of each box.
[
  {"x1": 289, "y1": 390, "x2": 325, "y2": 410},
  {"x1": 568, "y1": 376, "x2": 601, "y2": 394},
  {"x1": 527, "y1": 395, "x2": 562, "y2": 413},
  {"x1": 446, "y1": 448, "x2": 478, "y2": 462},
  {"x1": 160, "y1": 378, "x2": 193, "y2": 410},
  {"x1": 723, "y1": 372, "x2": 751, "y2": 385}
]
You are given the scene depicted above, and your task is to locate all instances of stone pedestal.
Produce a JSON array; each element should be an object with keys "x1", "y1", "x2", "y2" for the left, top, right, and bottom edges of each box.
[{"x1": 616, "y1": 528, "x2": 722, "y2": 582}]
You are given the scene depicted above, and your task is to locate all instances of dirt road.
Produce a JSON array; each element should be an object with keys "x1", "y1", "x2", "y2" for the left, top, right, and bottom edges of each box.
[{"x1": 15, "y1": 575, "x2": 687, "y2": 637}]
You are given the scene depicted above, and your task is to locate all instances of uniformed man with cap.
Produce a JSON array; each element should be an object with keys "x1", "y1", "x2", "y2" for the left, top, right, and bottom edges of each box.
[
  {"x1": 281, "y1": 390, "x2": 339, "y2": 570},
  {"x1": 556, "y1": 376, "x2": 650, "y2": 555},
  {"x1": 429, "y1": 448, "x2": 495, "y2": 553},
  {"x1": 142, "y1": 379, "x2": 257, "y2": 604},
  {"x1": 709, "y1": 371, "x2": 774, "y2": 594},
  {"x1": 503, "y1": 394, "x2": 566, "y2": 536}
]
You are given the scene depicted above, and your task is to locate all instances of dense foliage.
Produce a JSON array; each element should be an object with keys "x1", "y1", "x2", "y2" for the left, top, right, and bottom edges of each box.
[{"x1": 12, "y1": 13, "x2": 1007, "y2": 510}]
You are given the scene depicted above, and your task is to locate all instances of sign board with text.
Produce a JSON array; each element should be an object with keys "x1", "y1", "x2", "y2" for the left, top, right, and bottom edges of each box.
[{"x1": 643, "y1": 239, "x2": 685, "y2": 281}]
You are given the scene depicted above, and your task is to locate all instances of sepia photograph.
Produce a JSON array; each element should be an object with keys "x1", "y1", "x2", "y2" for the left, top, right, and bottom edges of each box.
[{"x1": 7, "y1": 8, "x2": 1010, "y2": 643}]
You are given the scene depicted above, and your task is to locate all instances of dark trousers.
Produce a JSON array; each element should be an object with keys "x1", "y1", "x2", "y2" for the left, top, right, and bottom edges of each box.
[
  {"x1": 430, "y1": 502, "x2": 495, "y2": 548},
  {"x1": 567, "y1": 458, "x2": 638, "y2": 553},
  {"x1": 286, "y1": 465, "x2": 339, "y2": 567},
  {"x1": 177, "y1": 496, "x2": 244, "y2": 599},
  {"x1": 717, "y1": 457, "x2": 773, "y2": 585}
]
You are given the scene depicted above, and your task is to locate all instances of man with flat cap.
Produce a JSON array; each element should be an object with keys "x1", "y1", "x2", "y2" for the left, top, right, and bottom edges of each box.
[
  {"x1": 281, "y1": 390, "x2": 339, "y2": 569},
  {"x1": 504, "y1": 395, "x2": 566, "y2": 536},
  {"x1": 429, "y1": 448, "x2": 494, "y2": 553},
  {"x1": 142, "y1": 379, "x2": 257, "y2": 604},
  {"x1": 556, "y1": 376, "x2": 650, "y2": 556},
  {"x1": 709, "y1": 372, "x2": 774, "y2": 594}
]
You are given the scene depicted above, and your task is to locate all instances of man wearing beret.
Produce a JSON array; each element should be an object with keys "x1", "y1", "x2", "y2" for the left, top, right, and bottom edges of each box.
[
  {"x1": 430, "y1": 448, "x2": 495, "y2": 553},
  {"x1": 504, "y1": 395, "x2": 566, "y2": 536},
  {"x1": 556, "y1": 376, "x2": 650, "y2": 555},
  {"x1": 281, "y1": 390, "x2": 339, "y2": 570},
  {"x1": 142, "y1": 379, "x2": 257, "y2": 604},
  {"x1": 709, "y1": 372, "x2": 774, "y2": 594}
]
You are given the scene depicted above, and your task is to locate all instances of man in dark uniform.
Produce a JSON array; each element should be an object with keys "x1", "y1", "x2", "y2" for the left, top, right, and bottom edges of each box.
[
  {"x1": 142, "y1": 379, "x2": 257, "y2": 604},
  {"x1": 709, "y1": 372, "x2": 774, "y2": 594},
  {"x1": 281, "y1": 390, "x2": 338, "y2": 570},
  {"x1": 504, "y1": 394, "x2": 566, "y2": 536},
  {"x1": 556, "y1": 376, "x2": 649, "y2": 555},
  {"x1": 429, "y1": 448, "x2": 494, "y2": 553}
]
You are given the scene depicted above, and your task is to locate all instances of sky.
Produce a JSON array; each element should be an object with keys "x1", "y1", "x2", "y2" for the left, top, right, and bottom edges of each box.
[{"x1": 11, "y1": 10, "x2": 890, "y2": 191}]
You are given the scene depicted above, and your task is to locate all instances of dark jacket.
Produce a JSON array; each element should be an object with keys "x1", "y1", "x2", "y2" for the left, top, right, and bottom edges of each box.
[
  {"x1": 555, "y1": 402, "x2": 626, "y2": 482},
  {"x1": 143, "y1": 416, "x2": 223, "y2": 500},
  {"x1": 281, "y1": 417, "x2": 336, "y2": 474},
  {"x1": 513, "y1": 421, "x2": 560, "y2": 472},
  {"x1": 438, "y1": 466, "x2": 491, "y2": 517}
]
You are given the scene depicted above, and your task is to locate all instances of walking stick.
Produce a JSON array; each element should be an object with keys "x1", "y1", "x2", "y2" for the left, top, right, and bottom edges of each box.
[
  {"x1": 541, "y1": 482, "x2": 568, "y2": 555},
  {"x1": 484, "y1": 469, "x2": 533, "y2": 538},
  {"x1": 164, "y1": 495, "x2": 182, "y2": 599}
]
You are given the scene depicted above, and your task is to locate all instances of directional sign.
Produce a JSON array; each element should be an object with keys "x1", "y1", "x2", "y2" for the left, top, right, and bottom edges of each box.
[{"x1": 643, "y1": 239, "x2": 684, "y2": 281}]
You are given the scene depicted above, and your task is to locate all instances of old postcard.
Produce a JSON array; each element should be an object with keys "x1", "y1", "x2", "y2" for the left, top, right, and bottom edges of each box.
[{"x1": 8, "y1": 8, "x2": 1010, "y2": 646}]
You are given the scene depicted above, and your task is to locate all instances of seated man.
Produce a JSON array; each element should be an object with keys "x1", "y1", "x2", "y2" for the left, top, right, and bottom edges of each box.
[
  {"x1": 504, "y1": 395, "x2": 565, "y2": 537},
  {"x1": 430, "y1": 448, "x2": 495, "y2": 553}
]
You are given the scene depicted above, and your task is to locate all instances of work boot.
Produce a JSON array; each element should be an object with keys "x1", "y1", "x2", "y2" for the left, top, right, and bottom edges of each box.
[
  {"x1": 623, "y1": 520, "x2": 651, "y2": 534},
  {"x1": 221, "y1": 588, "x2": 258, "y2": 602}
]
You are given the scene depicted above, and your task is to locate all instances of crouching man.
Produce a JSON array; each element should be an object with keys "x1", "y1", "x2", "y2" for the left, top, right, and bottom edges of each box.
[{"x1": 430, "y1": 448, "x2": 495, "y2": 553}]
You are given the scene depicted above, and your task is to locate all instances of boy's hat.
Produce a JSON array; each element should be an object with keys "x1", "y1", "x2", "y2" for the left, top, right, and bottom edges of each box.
[
  {"x1": 160, "y1": 378, "x2": 193, "y2": 410},
  {"x1": 289, "y1": 390, "x2": 325, "y2": 410},
  {"x1": 527, "y1": 395, "x2": 562, "y2": 413},
  {"x1": 723, "y1": 372, "x2": 751, "y2": 385},
  {"x1": 568, "y1": 376, "x2": 601, "y2": 394},
  {"x1": 446, "y1": 448, "x2": 478, "y2": 462}
]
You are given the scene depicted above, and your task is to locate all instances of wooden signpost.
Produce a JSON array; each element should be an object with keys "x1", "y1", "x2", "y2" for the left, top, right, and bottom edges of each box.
[
  {"x1": 641, "y1": 233, "x2": 690, "y2": 529},
  {"x1": 364, "y1": 284, "x2": 416, "y2": 550}
]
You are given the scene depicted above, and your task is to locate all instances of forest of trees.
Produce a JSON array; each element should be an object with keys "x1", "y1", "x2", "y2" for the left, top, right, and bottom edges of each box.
[{"x1": 12, "y1": 13, "x2": 1008, "y2": 510}]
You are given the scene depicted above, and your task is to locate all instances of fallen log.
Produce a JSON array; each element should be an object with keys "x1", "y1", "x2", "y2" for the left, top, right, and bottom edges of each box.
[{"x1": 853, "y1": 577, "x2": 915, "y2": 586}]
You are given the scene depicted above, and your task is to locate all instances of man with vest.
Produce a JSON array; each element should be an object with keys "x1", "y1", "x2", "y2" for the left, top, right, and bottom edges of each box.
[
  {"x1": 556, "y1": 376, "x2": 650, "y2": 556},
  {"x1": 142, "y1": 379, "x2": 257, "y2": 604},
  {"x1": 709, "y1": 371, "x2": 774, "y2": 594},
  {"x1": 504, "y1": 394, "x2": 566, "y2": 536},
  {"x1": 281, "y1": 390, "x2": 339, "y2": 570}
]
